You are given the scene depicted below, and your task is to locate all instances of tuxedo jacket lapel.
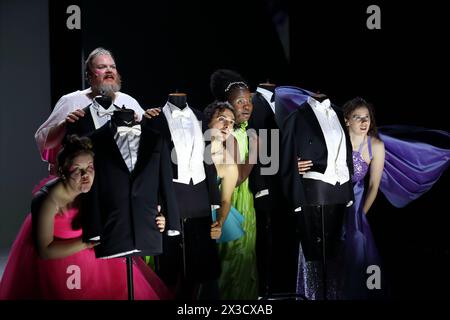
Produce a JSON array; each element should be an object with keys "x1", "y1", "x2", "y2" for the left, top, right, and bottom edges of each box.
[
  {"x1": 95, "y1": 124, "x2": 131, "y2": 174},
  {"x1": 254, "y1": 92, "x2": 274, "y2": 121},
  {"x1": 333, "y1": 105, "x2": 354, "y2": 176},
  {"x1": 303, "y1": 103, "x2": 327, "y2": 147},
  {"x1": 144, "y1": 114, "x2": 177, "y2": 178},
  {"x1": 191, "y1": 108, "x2": 221, "y2": 207},
  {"x1": 132, "y1": 124, "x2": 159, "y2": 178},
  {"x1": 65, "y1": 105, "x2": 96, "y2": 137},
  {"x1": 82, "y1": 105, "x2": 96, "y2": 131}
]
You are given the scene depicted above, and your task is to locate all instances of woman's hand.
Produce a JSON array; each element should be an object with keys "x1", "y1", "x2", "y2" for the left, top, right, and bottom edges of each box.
[
  {"x1": 297, "y1": 158, "x2": 313, "y2": 175},
  {"x1": 85, "y1": 241, "x2": 100, "y2": 249},
  {"x1": 210, "y1": 221, "x2": 222, "y2": 240},
  {"x1": 156, "y1": 215, "x2": 166, "y2": 232},
  {"x1": 144, "y1": 108, "x2": 161, "y2": 119}
]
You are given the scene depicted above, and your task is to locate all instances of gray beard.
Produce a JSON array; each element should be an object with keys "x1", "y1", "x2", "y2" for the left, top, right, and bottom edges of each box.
[{"x1": 97, "y1": 81, "x2": 121, "y2": 98}]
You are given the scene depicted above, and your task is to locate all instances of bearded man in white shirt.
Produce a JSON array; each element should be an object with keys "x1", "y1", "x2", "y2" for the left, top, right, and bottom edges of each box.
[{"x1": 35, "y1": 47, "x2": 144, "y2": 173}]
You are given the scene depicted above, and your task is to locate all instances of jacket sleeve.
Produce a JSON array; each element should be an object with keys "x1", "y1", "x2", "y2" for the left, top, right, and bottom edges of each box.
[
  {"x1": 158, "y1": 137, "x2": 181, "y2": 232},
  {"x1": 80, "y1": 135, "x2": 103, "y2": 242},
  {"x1": 198, "y1": 109, "x2": 221, "y2": 207},
  {"x1": 280, "y1": 111, "x2": 306, "y2": 211},
  {"x1": 248, "y1": 128, "x2": 273, "y2": 195},
  {"x1": 206, "y1": 161, "x2": 221, "y2": 207}
]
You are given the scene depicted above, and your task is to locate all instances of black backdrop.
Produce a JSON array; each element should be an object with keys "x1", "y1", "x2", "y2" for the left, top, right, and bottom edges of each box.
[{"x1": 47, "y1": 0, "x2": 449, "y2": 299}]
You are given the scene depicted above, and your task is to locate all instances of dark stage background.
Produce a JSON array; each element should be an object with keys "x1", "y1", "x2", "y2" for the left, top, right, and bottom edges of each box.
[{"x1": 1, "y1": 0, "x2": 449, "y2": 299}]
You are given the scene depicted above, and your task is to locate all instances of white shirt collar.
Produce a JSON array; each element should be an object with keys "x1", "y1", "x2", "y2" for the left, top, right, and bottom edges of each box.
[
  {"x1": 256, "y1": 87, "x2": 274, "y2": 103},
  {"x1": 307, "y1": 96, "x2": 331, "y2": 112},
  {"x1": 167, "y1": 101, "x2": 187, "y2": 111},
  {"x1": 166, "y1": 102, "x2": 192, "y2": 117},
  {"x1": 92, "y1": 99, "x2": 118, "y2": 112}
]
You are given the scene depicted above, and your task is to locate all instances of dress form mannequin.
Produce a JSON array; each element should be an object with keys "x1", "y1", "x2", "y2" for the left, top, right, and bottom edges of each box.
[
  {"x1": 277, "y1": 87, "x2": 354, "y2": 300},
  {"x1": 110, "y1": 107, "x2": 138, "y2": 299},
  {"x1": 168, "y1": 93, "x2": 187, "y2": 109},
  {"x1": 94, "y1": 94, "x2": 113, "y2": 110},
  {"x1": 151, "y1": 91, "x2": 221, "y2": 299},
  {"x1": 251, "y1": 80, "x2": 299, "y2": 298},
  {"x1": 310, "y1": 91, "x2": 328, "y2": 102},
  {"x1": 111, "y1": 109, "x2": 136, "y2": 127},
  {"x1": 258, "y1": 82, "x2": 276, "y2": 93}
]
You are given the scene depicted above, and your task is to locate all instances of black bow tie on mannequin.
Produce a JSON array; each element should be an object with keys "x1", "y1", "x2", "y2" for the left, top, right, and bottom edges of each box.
[{"x1": 94, "y1": 94, "x2": 113, "y2": 110}]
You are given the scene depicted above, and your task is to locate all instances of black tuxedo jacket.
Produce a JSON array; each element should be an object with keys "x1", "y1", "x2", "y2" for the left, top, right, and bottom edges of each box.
[
  {"x1": 146, "y1": 107, "x2": 221, "y2": 208},
  {"x1": 248, "y1": 91, "x2": 280, "y2": 195},
  {"x1": 65, "y1": 106, "x2": 96, "y2": 138},
  {"x1": 279, "y1": 100, "x2": 354, "y2": 210},
  {"x1": 82, "y1": 119, "x2": 181, "y2": 258}
]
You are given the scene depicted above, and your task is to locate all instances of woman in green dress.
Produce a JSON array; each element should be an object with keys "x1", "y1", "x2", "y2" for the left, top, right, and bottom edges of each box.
[{"x1": 210, "y1": 69, "x2": 258, "y2": 299}]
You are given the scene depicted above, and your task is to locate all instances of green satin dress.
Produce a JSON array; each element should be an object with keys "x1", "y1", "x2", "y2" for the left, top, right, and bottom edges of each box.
[{"x1": 218, "y1": 121, "x2": 258, "y2": 299}]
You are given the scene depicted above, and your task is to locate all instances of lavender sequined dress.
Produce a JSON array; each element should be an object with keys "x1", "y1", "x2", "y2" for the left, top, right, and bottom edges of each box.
[
  {"x1": 342, "y1": 128, "x2": 450, "y2": 299},
  {"x1": 341, "y1": 137, "x2": 383, "y2": 299}
]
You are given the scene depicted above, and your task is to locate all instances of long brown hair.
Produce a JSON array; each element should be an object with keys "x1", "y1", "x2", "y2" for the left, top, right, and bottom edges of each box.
[{"x1": 342, "y1": 97, "x2": 379, "y2": 138}]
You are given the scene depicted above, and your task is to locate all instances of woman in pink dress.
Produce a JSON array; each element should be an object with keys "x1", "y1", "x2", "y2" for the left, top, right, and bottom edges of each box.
[{"x1": 0, "y1": 135, "x2": 170, "y2": 300}]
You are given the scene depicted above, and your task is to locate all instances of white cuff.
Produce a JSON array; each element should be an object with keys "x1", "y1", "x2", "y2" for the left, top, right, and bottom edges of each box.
[
  {"x1": 255, "y1": 189, "x2": 269, "y2": 198},
  {"x1": 346, "y1": 200, "x2": 353, "y2": 208},
  {"x1": 211, "y1": 205, "x2": 220, "y2": 211},
  {"x1": 294, "y1": 206, "x2": 302, "y2": 212},
  {"x1": 89, "y1": 236, "x2": 100, "y2": 241},
  {"x1": 167, "y1": 230, "x2": 180, "y2": 236}
]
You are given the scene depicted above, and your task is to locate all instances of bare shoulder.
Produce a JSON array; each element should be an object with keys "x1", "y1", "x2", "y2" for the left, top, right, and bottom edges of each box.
[
  {"x1": 224, "y1": 161, "x2": 238, "y2": 175},
  {"x1": 46, "y1": 182, "x2": 64, "y2": 205},
  {"x1": 371, "y1": 136, "x2": 385, "y2": 149},
  {"x1": 220, "y1": 162, "x2": 238, "y2": 183},
  {"x1": 370, "y1": 136, "x2": 385, "y2": 158}
]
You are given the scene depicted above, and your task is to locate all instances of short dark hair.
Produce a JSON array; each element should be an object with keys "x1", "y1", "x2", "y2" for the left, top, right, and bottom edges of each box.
[
  {"x1": 204, "y1": 100, "x2": 236, "y2": 126},
  {"x1": 342, "y1": 97, "x2": 379, "y2": 138},
  {"x1": 57, "y1": 135, "x2": 94, "y2": 178}
]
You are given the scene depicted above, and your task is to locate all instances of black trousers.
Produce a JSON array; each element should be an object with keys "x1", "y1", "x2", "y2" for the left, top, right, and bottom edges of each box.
[
  {"x1": 254, "y1": 190, "x2": 299, "y2": 296},
  {"x1": 297, "y1": 204, "x2": 346, "y2": 262},
  {"x1": 156, "y1": 180, "x2": 220, "y2": 299},
  {"x1": 298, "y1": 179, "x2": 352, "y2": 262}
]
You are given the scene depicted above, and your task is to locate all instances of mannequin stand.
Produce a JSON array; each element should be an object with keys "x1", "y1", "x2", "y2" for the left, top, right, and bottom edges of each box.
[
  {"x1": 126, "y1": 257, "x2": 134, "y2": 300},
  {"x1": 320, "y1": 205, "x2": 328, "y2": 300}
]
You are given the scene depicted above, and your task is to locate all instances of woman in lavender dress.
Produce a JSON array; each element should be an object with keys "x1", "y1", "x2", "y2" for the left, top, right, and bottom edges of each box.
[
  {"x1": 340, "y1": 98, "x2": 385, "y2": 299},
  {"x1": 292, "y1": 91, "x2": 450, "y2": 299},
  {"x1": 340, "y1": 97, "x2": 450, "y2": 298}
]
